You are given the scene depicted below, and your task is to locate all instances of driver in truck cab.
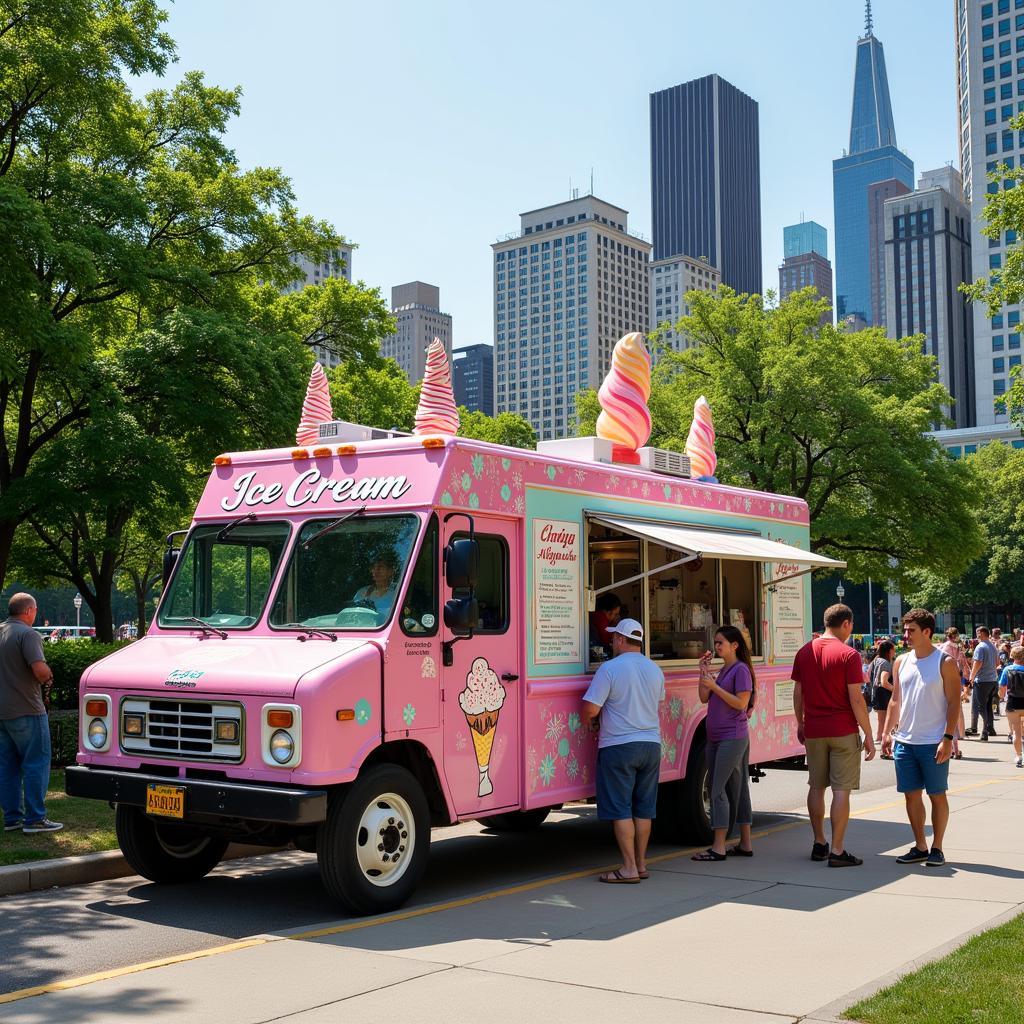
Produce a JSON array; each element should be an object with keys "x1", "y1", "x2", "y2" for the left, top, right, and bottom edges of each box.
[{"x1": 351, "y1": 551, "x2": 398, "y2": 623}]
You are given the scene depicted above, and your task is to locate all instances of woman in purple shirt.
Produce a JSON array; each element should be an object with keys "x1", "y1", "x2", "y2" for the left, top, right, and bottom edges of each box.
[{"x1": 692, "y1": 624, "x2": 756, "y2": 861}]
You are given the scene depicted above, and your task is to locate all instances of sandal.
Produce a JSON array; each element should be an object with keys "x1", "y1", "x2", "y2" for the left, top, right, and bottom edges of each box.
[
  {"x1": 638, "y1": 870, "x2": 650, "y2": 879},
  {"x1": 726, "y1": 846, "x2": 754, "y2": 857},
  {"x1": 691, "y1": 849, "x2": 727, "y2": 862},
  {"x1": 598, "y1": 869, "x2": 641, "y2": 884}
]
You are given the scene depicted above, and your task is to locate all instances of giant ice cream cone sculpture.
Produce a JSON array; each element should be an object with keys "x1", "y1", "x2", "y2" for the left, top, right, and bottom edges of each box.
[
  {"x1": 296, "y1": 362, "x2": 334, "y2": 446},
  {"x1": 458, "y1": 657, "x2": 506, "y2": 797},
  {"x1": 685, "y1": 395, "x2": 718, "y2": 482},
  {"x1": 414, "y1": 338, "x2": 460, "y2": 435},
  {"x1": 596, "y1": 332, "x2": 652, "y2": 464}
]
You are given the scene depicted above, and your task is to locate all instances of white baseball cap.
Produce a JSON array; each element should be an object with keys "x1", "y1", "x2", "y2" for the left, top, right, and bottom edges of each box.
[{"x1": 607, "y1": 618, "x2": 644, "y2": 642}]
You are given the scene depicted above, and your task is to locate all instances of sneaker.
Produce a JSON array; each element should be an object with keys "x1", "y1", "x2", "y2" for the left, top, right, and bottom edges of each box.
[
  {"x1": 964, "y1": 728, "x2": 978, "y2": 736},
  {"x1": 3, "y1": 821, "x2": 23, "y2": 832},
  {"x1": 811, "y1": 841, "x2": 830, "y2": 862},
  {"x1": 925, "y1": 848, "x2": 946, "y2": 868},
  {"x1": 22, "y1": 819, "x2": 63, "y2": 834},
  {"x1": 980, "y1": 733, "x2": 989, "y2": 742},
  {"x1": 896, "y1": 846, "x2": 930, "y2": 864},
  {"x1": 828, "y1": 850, "x2": 863, "y2": 867},
  {"x1": 1015, "y1": 756, "x2": 1022, "y2": 768}
]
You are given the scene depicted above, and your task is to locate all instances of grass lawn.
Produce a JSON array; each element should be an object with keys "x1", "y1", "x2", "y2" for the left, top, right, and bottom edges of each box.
[
  {"x1": 0, "y1": 769, "x2": 117, "y2": 867},
  {"x1": 844, "y1": 911, "x2": 1024, "y2": 1024}
]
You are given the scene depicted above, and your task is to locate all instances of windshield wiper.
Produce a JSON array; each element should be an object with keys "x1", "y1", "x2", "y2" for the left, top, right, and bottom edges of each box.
[
  {"x1": 216, "y1": 511, "x2": 257, "y2": 541},
  {"x1": 183, "y1": 616, "x2": 228, "y2": 639},
  {"x1": 301, "y1": 506, "x2": 366, "y2": 549},
  {"x1": 282, "y1": 623, "x2": 338, "y2": 642}
]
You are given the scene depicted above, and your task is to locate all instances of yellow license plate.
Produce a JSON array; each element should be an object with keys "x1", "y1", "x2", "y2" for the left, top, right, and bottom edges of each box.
[{"x1": 146, "y1": 784, "x2": 185, "y2": 819}]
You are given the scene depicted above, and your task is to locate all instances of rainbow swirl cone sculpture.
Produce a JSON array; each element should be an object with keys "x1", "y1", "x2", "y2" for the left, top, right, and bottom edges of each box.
[
  {"x1": 414, "y1": 338, "x2": 460, "y2": 435},
  {"x1": 296, "y1": 362, "x2": 334, "y2": 445},
  {"x1": 596, "y1": 332, "x2": 652, "y2": 463},
  {"x1": 685, "y1": 395, "x2": 718, "y2": 482}
]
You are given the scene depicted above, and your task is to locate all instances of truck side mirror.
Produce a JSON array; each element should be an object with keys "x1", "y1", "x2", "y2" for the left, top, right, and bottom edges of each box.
[
  {"x1": 445, "y1": 538, "x2": 479, "y2": 590},
  {"x1": 443, "y1": 595, "x2": 479, "y2": 633},
  {"x1": 162, "y1": 547, "x2": 178, "y2": 589}
]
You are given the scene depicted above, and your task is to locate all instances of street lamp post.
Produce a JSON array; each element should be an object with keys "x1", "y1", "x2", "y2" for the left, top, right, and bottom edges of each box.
[
  {"x1": 73, "y1": 592, "x2": 82, "y2": 632},
  {"x1": 836, "y1": 581, "x2": 845, "y2": 602}
]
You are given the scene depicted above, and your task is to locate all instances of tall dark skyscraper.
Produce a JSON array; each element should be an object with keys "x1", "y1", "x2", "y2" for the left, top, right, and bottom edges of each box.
[
  {"x1": 650, "y1": 74, "x2": 762, "y2": 295},
  {"x1": 453, "y1": 343, "x2": 494, "y2": 416},
  {"x1": 833, "y1": 2, "x2": 913, "y2": 325}
]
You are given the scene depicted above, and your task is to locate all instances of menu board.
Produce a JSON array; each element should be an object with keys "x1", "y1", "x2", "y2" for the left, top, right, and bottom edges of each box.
[
  {"x1": 533, "y1": 518, "x2": 582, "y2": 664},
  {"x1": 774, "y1": 626, "x2": 805, "y2": 660},
  {"x1": 773, "y1": 571, "x2": 805, "y2": 627},
  {"x1": 775, "y1": 680, "x2": 796, "y2": 717}
]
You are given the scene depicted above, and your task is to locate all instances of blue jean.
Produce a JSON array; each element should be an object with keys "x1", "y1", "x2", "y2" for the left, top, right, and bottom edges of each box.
[{"x1": 0, "y1": 714, "x2": 51, "y2": 825}]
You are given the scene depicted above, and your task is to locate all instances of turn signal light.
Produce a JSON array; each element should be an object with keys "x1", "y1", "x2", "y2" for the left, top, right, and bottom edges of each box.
[
  {"x1": 290, "y1": 448, "x2": 309, "y2": 460},
  {"x1": 267, "y1": 710, "x2": 293, "y2": 728},
  {"x1": 312, "y1": 447, "x2": 332, "y2": 458},
  {"x1": 336, "y1": 444, "x2": 357, "y2": 456},
  {"x1": 336, "y1": 709, "x2": 355, "y2": 721},
  {"x1": 213, "y1": 455, "x2": 231, "y2": 466},
  {"x1": 85, "y1": 699, "x2": 107, "y2": 716},
  {"x1": 421, "y1": 438, "x2": 445, "y2": 449}
]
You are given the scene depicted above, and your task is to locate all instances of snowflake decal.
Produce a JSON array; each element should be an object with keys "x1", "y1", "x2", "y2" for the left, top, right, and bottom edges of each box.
[
  {"x1": 670, "y1": 697, "x2": 682, "y2": 720},
  {"x1": 471, "y1": 454, "x2": 484, "y2": 478},
  {"x1": 545, "y1": 713, "x2": 566, "y2": 742},
  {"x1": 568, "y1": 711, "x2": 581, "y2": 734},
  {"x1": 574, "y1": 468, "x2": 588, "y2": 484},
  {"x1": 558, "y1": 737, "x2": 570, "y2": 758},
  {"x1": 513, "y1": 496, "x2": 525, "y2": 514},
  {"x1": 402, "y1": 703, "x2": 416, "y2": 726},
  {"x1": 566, "y1": 756, "x2": 579, "y2": 780},
  {"x1": 539, "y1": 754, "x2": 556, "y2": 786}
]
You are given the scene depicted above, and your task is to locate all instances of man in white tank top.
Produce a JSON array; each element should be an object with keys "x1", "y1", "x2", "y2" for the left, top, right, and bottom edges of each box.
[{"x1": 881, "y1": 608, "x2": 961, "y2": 868}]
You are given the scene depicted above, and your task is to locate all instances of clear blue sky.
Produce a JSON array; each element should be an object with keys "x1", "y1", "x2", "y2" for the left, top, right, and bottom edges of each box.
[{"x1": 138, "y1": 0, "x2": 956, "y2": 350}]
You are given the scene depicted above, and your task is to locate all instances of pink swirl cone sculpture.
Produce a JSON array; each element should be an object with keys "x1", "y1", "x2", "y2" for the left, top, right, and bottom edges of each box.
[
  {"x1": 296, "y1": 362, "x2": 334, "y2": 445},
  {"x1": 414, "y1": 338, "x2": 460, "y2": 435},
  {"x1": 596, "y1": 332, "x2": 652, "y2": 464},
  {"x1": 685, "y1": 395, "x2": 718, "y2": 482}
]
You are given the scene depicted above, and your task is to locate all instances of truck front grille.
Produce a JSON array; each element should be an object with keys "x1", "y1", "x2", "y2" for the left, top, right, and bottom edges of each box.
[{"x1": 120, "y1": 698, "x2": 244, "y2": 762}]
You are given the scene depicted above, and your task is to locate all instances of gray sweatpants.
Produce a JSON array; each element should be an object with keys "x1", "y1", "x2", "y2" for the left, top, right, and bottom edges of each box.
[{"x1": 707, "y1": 736, "x2": 752, "y2": 831}]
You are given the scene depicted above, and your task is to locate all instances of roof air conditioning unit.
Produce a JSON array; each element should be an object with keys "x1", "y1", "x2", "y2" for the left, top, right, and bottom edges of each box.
[
  {"x1": 317, "y1": 421, "x2": 410, "y2": 442},
  {"x1": 637, "y1": 447, "x2": 691, "y2": 478}
]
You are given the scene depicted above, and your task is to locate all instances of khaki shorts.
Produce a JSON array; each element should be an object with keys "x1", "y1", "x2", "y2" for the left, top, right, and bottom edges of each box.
[{"x1": 805, "y1": 733, "x2": 861, "y2": 791}]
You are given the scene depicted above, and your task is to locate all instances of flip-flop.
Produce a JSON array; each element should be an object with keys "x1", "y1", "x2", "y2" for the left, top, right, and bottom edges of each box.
[
  {"x1": 638, "y1": 870, "x2": 650, "y2": 879},
  {"x1": 726, "y1": 846, "x2": 754, "y2": 857},
  {"x1": 598, "y1": 869, "x2": 641, "y2": 884},
  {"x1": 691, "y1": 849, "x2": 727, "y2": 862}
]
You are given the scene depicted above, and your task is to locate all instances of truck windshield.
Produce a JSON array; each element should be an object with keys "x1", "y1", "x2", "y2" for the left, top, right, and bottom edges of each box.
[
  {"x1": 158, "y1": 521, "x2": 290, "y2": 629},
  {"x1": 269, "y1": 514, "x2": 420, "y2": 630}
]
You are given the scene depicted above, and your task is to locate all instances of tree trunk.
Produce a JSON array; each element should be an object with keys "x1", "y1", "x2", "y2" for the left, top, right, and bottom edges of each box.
[
  {"x1": 0, "y1": 518, "x2": 18, "y2": 594},
  {"x1": 90, "y1": 583, "x2": 115, "y2": 643}
]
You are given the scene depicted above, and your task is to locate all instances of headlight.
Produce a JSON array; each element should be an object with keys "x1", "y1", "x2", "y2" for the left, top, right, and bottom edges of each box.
[
  {"x1": 269, "y1": 730, "x2": 294, "y2": 764},
  {"x1": 88, "y1": 718, "x2": 108, "y2": 749},
  {"x1": 123, "y1": 714, "x2": 145, "y2": 736}
]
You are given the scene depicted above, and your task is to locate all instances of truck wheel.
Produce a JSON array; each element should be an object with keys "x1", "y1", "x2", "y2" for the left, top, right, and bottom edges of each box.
[
  {"x1": 317, "y1": 764, "x2": 430, "y2": 915},
  {"x1": 676, "y1": 734, "x2": 737, "y2": 845},
  {"x1": 115, "y1": 805, "x2": 228, "y2": 884},
  {"x1": 477, "y1": 808, "x2": 551, "y2": 831}
]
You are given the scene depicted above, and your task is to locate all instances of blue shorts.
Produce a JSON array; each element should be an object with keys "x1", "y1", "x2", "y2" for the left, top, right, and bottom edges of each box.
[
  {"x1": 595, "y1": 741, "x2": 661, "y2": 820},
  {"x1": 894, "y1": 741, "x2": 950, "y2": 795}
]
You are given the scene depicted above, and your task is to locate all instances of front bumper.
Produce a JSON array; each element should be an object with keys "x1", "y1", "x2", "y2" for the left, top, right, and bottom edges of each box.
[{"x1": 65, "y1": 766, "x2": 328, "y2": 826}]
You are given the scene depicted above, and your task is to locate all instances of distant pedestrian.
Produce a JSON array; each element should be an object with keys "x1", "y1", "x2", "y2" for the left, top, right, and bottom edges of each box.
[
  {"x1": 792, "y1": 604, "x2": 876, "y2": 868},
  {"x1": 938, "y1": 628, "x2": 970, "y2": 759},
  {"x1": 868, "y1": 640, "x2": 896, "y2": 750},
  {"x1": 582, "y1": 618, "x2": 665, "y2": 883},
  {"x1": 998, "y1": 646, "x2": 1024, "y2": 769},
  {"x1": 882, "y1": 608, "x2": 961, "y2": 867},
  {"x1": 967, "y1": 627, "x2": 1000, "y2": 741},
  {"x1": 692, "y1": 625, "x2": 756, "y2": 862},
  {"x1": 0, "y1": 593, "x2": 62, "y2": 833}
]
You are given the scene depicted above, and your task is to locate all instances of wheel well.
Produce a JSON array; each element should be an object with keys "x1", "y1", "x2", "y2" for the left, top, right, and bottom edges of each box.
[{"x1": 361, "y1": 740, "x2": 451, "y2": 826}]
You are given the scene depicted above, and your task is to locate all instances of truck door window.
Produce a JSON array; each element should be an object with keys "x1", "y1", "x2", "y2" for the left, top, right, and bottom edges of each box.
[
  {"x1": 452, "y1": 532, "x2": 509, "y2": 634},
  {"x1": 401, "y1": 516, "x2": 438, "y2": 636}
]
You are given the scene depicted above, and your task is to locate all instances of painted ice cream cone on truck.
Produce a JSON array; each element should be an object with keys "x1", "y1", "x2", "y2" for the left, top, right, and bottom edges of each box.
[
  {"x1": 596, "y1": 331, "x2": 652, "y2": 464},
  {"x1": 685, "y1": 395, "x2": 718, "y2": 482},
  {"x1": 296, "y1": 362, "x2": 334, "y2": 445},
  {"x1": 414, "y1": 338, "x2": 460, "y2": 436},
  {"x1": 458, "y1": 657, "x2": 506, "y2": 797}
]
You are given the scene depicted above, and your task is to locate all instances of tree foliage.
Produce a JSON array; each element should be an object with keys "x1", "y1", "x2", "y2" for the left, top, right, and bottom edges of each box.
[
  {"x1": 576, "y1": 288, "x2": 984, "y2": 583},
  {"x1": 458, "y1": 409, "x2": 536, "y2": 450}
]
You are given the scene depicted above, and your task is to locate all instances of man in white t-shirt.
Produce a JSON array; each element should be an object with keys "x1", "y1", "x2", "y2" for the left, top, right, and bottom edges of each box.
[
  {"x1": 581, "y1": 619, "x2": 665, "y2": 884},
  {"x1": 882, "y1": 608, "x2": 961, "y2": 868}
]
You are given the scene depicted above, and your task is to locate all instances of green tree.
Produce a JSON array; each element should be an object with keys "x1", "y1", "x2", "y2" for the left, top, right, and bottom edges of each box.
[
  {"x1": 576, "y1": 288, "x2": 983, "y2": 583},
  {"x1": 329, "y1": 358, "x2": 419, "y2": 432},
  {"x1": 458, "y1": 409, "x2": 537, "y2": 450}
]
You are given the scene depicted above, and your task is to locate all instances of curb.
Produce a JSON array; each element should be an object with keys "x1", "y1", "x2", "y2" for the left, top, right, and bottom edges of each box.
[{"x1": 0, "y1": 843, "x2": 280, "y2": 898}]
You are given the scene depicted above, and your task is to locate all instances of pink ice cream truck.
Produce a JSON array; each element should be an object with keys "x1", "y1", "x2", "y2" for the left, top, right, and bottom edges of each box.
[{"x1": 66, "y1": 419, "x2": 842, "y2": 914}]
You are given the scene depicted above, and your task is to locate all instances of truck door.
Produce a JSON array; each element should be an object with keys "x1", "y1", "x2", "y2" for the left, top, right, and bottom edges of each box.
[{"x1": 442, "y1": 517, "x2": 521, "y2": 816}]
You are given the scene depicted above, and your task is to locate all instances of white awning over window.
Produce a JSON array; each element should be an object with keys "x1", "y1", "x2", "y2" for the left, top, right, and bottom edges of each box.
[{"x1": 588, "y1": 514, "x2": 845, "y2": 569}]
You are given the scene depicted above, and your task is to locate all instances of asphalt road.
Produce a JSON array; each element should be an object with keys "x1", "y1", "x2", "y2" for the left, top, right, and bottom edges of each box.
[{"x1": 0, "y1": 751, "x2": 936, "y2": 998}]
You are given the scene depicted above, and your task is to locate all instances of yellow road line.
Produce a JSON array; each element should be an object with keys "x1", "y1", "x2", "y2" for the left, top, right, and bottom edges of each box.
[{"x1": 2, "y1": 770, "x2": 1019, "y2": 1006}]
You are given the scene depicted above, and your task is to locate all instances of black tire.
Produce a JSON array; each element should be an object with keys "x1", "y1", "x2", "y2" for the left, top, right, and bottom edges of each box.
[
  {"x1": 477, "y1": 807, "x2": 551, "y2": 831},
  {"x1": 656, "y1": 733, "x2": 736, "y2": 846},
  {"x1": 115, "y1": 805, "x2": 228, "y2": 884},
  {"x1": 317, "y1": 764, "x2": 431, "y2": 915}
]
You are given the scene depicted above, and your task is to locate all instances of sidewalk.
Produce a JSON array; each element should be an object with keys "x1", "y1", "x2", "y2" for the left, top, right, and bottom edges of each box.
[{"x1": 1, "y1": 752, "x2": 1022, "y2": 1023}]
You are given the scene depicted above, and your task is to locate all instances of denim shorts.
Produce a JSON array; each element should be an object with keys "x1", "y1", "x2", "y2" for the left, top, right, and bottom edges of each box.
[
  {"x1": 595, "y1": 741, "x2": 661, "y2": 821},
  {"x1": 894, "y1": 741, "x2": 950, "y2": 795}
]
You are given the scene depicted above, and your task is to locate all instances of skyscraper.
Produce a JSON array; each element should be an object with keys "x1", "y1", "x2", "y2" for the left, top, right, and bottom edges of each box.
[
  {"x1": 492, "y1": 195, "x2": 650, "y2": 441},
  {"x1": 778, "y1": 221, "x2": 833, "y2": 323},
  {"x1": 957, "y1": 0, "x2": 1022, "y2": 426},
  {"x1": 280, "y1": 246, "x2": 354, "y2": 369},
  {"x1": 453, "y1": 344, "x2": 494, "y2": 416},
  {"x1": 650, "y1": 74, "x2": 762, "y2": 295},
  {"x1": 649, "y1": 254, "x2": 721, "y2": 357},
  {"x1": 883, "y1": 167, "x2": 975, "y2": 428},
  {"x1": 833, "y1": 3, "x2": 914, "y2": 325},
  {"x1": 382, "y1": 282, "x2": 452, "y2": 384}
]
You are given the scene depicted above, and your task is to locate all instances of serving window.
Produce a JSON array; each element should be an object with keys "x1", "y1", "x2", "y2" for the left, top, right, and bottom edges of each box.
[{"x1": 586, "y1": 517, "x2": 762, "y2": 667}]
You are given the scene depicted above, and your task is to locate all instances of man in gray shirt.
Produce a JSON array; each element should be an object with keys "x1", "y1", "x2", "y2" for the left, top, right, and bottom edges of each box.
[
  {"x1": 968, "y1": 626, "x2": 999, "y2": 742},
  {"x1": 1, "y1": 593, "x2": 62, "y2": 832}
]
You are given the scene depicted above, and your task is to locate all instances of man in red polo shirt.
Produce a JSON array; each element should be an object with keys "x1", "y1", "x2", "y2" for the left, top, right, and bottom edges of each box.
[{"x1": 792, "y1": 603, "x2": 876, "y2": 867}]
